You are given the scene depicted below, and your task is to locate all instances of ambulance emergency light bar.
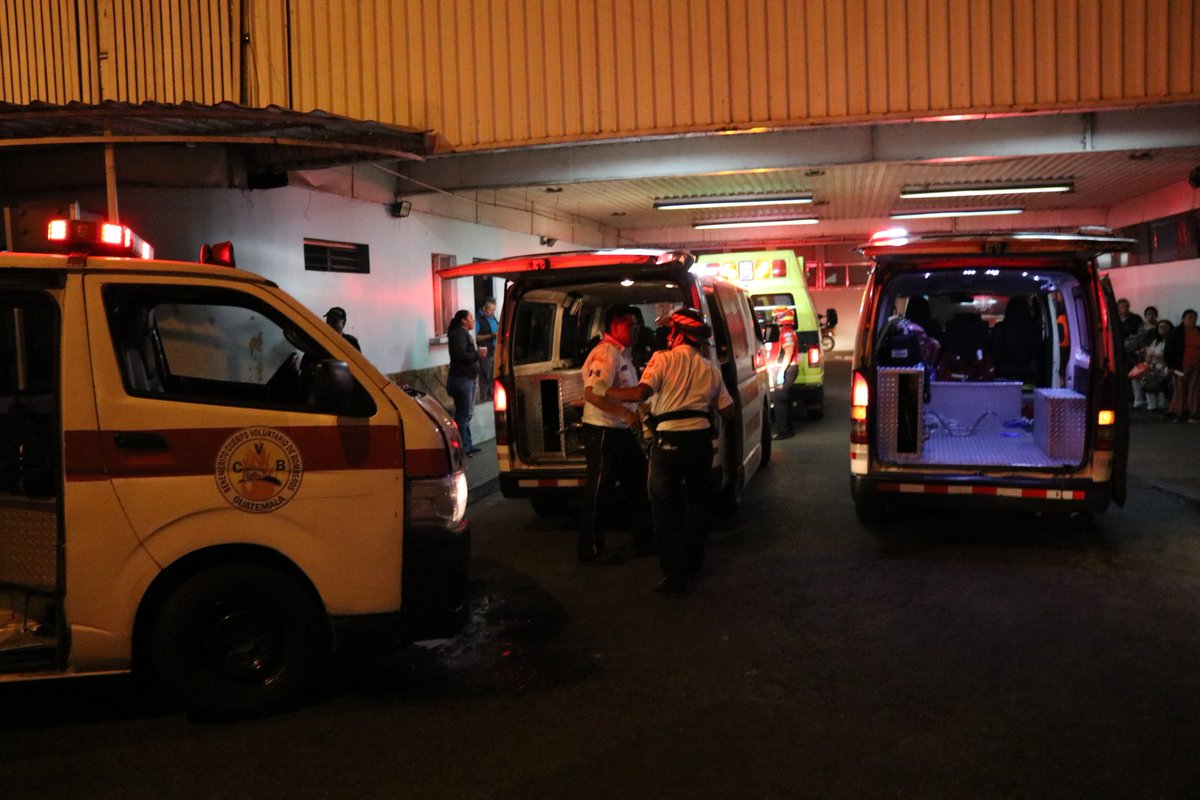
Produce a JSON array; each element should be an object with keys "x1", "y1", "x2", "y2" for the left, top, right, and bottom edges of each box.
[
  {"x1": 697, "y1": 258, "x2": 789, "y2": 282},
  {"x1": 47, "y1": 218, "x2": 154, "y2": 259}
]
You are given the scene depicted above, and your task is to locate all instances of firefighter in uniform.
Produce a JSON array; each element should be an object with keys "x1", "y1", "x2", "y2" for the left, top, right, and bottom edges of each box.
[
  {"x1": 598, "y1": 307, "x2": 734, "y2": 597},
  {"x1": 578, "y1": 305, "x2": 651, "y2": 564},
  {"x1": 769, "y1": 307, "x2": 799, "y2": 439}
]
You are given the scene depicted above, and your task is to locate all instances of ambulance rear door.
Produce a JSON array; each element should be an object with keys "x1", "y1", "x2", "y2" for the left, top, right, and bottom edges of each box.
[{"x1": 1099, "y1": 274, "x2": 1129, "y2": 506}]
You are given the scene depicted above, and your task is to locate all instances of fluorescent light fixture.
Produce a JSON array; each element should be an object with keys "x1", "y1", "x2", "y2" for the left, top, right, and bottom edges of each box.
[
  {"x1": 656, "y1": 195, "x2": 813, "y2": 210},
  {"x1": 694, "y1": 217, "x2": 819, "y2": 229},
  {"x1": 890, "y1": 208, "x2": 1024, "y2": 220},
  {"x1": 900, "y1": 182, "x2": 1072, "y2": 199}
]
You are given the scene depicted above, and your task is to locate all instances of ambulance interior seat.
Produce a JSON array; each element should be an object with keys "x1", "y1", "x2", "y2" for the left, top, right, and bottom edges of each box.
[
  {"x1": 936, "y1": 311, "x2": 994, "y2": 381},
  {"x1": 111, "y1": 304, "x2": 166, "y2": 393},
  {"x1": 903, "y1": 295, "x2": 944, "y2": 343},
  {"x1": 990, "y1": 296, "x2": 1045, "y2": 385}
]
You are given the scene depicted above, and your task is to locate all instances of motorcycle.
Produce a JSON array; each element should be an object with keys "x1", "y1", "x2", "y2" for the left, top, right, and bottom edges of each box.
[{"x1": 819, "y1": 308, "x2": 838, "y2": 352}]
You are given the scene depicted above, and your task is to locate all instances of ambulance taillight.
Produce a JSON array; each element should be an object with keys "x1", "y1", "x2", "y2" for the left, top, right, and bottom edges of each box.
[
  {"x1": 807, "y1": 345, "x2": 822, "y2": 367},
  {"x1": 493, "y1": 379, "x2": 508, "y2": 412},
  {"x1": 851, "y1": 371, "x2": 870, "y2": 444},
  {"x1": 492, "y1": 379, "x2": 509, "y2": 447}
]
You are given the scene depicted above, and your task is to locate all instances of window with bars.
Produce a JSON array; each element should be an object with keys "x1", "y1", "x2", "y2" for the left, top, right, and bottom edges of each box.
[{"x1": 303, "y1": 239, "x2": 370, "y2": 273}]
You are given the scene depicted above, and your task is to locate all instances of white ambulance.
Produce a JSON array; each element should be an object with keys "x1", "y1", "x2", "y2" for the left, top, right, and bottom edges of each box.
[
  {"x1": 0, "y1": 217, "x2": 470, "y2": 717},
  {"x1": 438, "y1": 249, "x2": 771, "y2": 518},
  {"x1": 850, "y1": 229, "x2": 1133, "y2": 524}
]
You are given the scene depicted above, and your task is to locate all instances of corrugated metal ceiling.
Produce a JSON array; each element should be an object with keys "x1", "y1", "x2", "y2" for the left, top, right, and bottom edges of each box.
[{"x1": 479, "y1": 148, "x2": 1200, "y2": 240}]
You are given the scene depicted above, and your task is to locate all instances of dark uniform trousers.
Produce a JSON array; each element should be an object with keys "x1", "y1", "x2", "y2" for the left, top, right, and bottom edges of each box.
[
  {"x1": 647, "y1": 428, "x2": 714, "y2": 584},
  {"x1": 771, "y1": 363, "x2": 799, "y2": 437},
  {"x1": 578, "y1": 423, "x2": 650, "y2": 559}
]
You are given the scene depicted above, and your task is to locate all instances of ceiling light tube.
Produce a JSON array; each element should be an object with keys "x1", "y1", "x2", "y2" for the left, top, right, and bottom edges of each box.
[
  {"x1": 900, "y1": 182, "x2": 1072, "y2": 199},
  {"x1": 656, "y1": 195, "x2": 813, "y2": 210},
  {"x1": 694, "y1": 217, "x2": 819, "y2": 229},
  {"x1": 890, "y1": 208, "x2": 1024, "y2": 220}
]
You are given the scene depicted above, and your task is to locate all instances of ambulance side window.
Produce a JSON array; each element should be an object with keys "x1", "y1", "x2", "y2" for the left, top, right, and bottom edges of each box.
[
  {"x1": 0, "y1": 292, "x2": 59, "y2": 498},
  {"x1": 512, "y1": 301, "x2": 555, "y2": 365},
  {"x1": 103, "y1": 286, "x2": 373, "y2": 415}
]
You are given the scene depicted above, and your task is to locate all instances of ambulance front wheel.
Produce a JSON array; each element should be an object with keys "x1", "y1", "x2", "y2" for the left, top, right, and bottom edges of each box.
[{"x1": 152, "y1": 564, "x2": 331, "y2": 719}]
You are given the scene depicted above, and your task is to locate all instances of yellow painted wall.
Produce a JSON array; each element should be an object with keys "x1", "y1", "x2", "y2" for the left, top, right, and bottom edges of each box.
[{"x1": 4, "y1": 0, "x2": 1200, "y2": 151}]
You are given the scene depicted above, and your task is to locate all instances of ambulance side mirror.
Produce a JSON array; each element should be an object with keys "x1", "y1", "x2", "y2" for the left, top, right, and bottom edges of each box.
[
  {"x1": 763, "y1": 323, "x2": 781, "y2": 344},
  {"x1": 310, "y1": 359, "x2": 360, "y2": 416}
]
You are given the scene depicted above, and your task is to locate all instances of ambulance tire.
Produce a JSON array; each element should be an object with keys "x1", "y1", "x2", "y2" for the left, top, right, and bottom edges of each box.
[
  {"x1": 530, "y1": 493, "x2": 571, "y2": 518},
  {"x1": 152, "y1": 564, "x2": 330, "y2": 719},
  {"x1": 854, "y1": 494, "x2": 888, "y2": 527}
]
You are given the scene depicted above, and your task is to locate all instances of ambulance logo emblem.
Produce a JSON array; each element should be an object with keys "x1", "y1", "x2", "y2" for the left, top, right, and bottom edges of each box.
[{"x1": 215, "y1": 427, "x2": 303, "y2": 513}]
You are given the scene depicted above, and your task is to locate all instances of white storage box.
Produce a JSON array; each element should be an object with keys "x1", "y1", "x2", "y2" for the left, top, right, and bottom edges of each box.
[
  {"x1": 1034, "y1": 388, "x2": 1086, "y2": 462},
  {"x1": 877, "y1": 367, "x2": 925, "y2": 461},
  {"x1": 926, "y1": 380, "x2": 1022, "y2": 436}
]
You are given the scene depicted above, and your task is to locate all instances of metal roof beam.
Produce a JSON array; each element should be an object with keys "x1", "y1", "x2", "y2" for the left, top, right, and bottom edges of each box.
[{"x1": 397, "y1": 104, "x2": 1200, "y2": 193}]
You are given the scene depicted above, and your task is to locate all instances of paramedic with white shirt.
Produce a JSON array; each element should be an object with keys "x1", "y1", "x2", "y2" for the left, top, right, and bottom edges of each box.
[
  {"x1": 599, "y1": 307, "x2": 734, "y2": 597},
  {"x1": 578, "y1": 305, "x2": 652, "y2": 564}
]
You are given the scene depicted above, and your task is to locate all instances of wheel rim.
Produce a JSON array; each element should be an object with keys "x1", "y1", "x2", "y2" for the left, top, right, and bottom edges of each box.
[{"x1": 200, "y1": 602, "x2": 284, "y2": 685}]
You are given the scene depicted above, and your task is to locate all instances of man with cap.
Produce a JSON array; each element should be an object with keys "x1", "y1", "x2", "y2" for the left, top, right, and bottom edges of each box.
[
  {"x1": 324, "y1": 307, "x2": 361, "y2": 352},
  {"x1": 598, "y1": 307, "x2": 734, "y2": 597}
]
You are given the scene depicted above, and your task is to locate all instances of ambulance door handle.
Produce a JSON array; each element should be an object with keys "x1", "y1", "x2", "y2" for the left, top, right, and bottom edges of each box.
[{"x1": 113, "y1": 431, "x2": 169, "y2": 452}]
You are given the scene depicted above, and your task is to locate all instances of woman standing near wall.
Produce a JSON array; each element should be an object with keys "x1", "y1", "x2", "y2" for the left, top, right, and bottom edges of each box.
[
  {"x1": 1163, "y1": 309, "x2": 1200, "y2": 423},
  {"x1": 446, "y1": 310, "x2": 485, "y2": 454}
]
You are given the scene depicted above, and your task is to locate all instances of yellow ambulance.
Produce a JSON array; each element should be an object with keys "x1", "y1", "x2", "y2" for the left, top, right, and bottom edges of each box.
[
  {"x1": 695, "y1": 250, "x2": 828, "y2": 420},
  {"x1": 0, "y1": 217, "x2": 470, "y2": 717}
]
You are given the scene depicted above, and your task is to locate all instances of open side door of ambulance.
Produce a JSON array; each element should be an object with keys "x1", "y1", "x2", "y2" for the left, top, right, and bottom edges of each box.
[
  {"x1": 0, "y1": 285, "x2": 66, "y2": 675},
  {"x1": 1099, "y1": 274, "x2": 1129, "y2": 507}
]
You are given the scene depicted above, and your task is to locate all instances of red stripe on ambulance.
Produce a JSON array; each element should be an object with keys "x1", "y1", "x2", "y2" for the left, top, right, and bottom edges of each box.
[
  {"x1": 518, "y1": 478, "x2": 586, "y2": 488},
  {"x1": 878, "y1": 482, "x2": 1084, "y2": 500}
]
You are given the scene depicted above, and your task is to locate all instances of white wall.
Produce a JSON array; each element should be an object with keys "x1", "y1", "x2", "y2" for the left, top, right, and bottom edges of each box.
[
  {"x1": 1104, "y1": 258, "x2": 1200, "y2": 323},
  {"x1": 114, "y1": 185, "x2": 586, "y2": 375},
  {"x1": 809, "y1": 286, "x2": 867, "y2": 354}
]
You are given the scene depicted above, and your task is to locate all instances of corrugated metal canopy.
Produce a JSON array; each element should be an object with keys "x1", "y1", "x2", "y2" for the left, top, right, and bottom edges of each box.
[
  {"x1": 0, "y1": 100, "x2": 431, "y2": 171},
  {"x1": 397, "y1": 104, "x2": 1200, "y2": 248}
]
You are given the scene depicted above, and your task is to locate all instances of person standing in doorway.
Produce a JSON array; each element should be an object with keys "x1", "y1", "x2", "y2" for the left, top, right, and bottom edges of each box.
[
  {"x1": 446, "y1": 310, "x2": 485, "y2": 455},
  {"x1": 577, "y1": 305, "x2": 652, "y2": 565},
  {"x1": 324, "y1": 306, "x2": 361, "y2": 351},
  {"x1": 600, "y1": 307, "x2": 734, "y2": 598},
  {"x1": 475, "y1": 298, "x2": 498, "y2": 401}
]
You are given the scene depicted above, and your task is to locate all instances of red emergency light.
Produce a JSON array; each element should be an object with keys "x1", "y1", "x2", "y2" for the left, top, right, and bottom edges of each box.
[{"x1": 47, "y1": 218, "x2": 154, "y2": 259}]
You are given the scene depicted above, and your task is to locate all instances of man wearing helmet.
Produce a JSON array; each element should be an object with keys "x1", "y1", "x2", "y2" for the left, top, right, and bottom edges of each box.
[
  {"x1": 578, "y1": 305, "x2": 652, "y2": 565},
  {"x1": 597, "y1": 307, "x2": 734, "y2": 598},
  {"x1": 769, "y1": 307, "x2": 799, "y2": 439}
]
